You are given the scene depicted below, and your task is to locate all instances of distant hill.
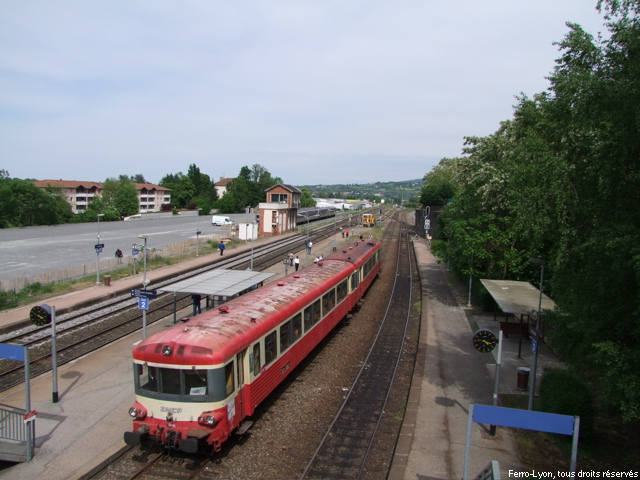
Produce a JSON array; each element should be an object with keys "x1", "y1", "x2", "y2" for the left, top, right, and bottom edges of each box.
[{"x1": 298, "y1": 179, "x2": 422, "y2": 204}]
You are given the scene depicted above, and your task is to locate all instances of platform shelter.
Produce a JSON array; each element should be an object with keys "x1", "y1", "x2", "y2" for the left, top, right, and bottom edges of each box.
[{"x1": 159, "y1": 269, "x2": 274, "y2": 321}]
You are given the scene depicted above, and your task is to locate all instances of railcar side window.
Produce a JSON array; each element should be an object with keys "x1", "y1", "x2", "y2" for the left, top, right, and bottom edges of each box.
[
  {"x1": 304, "y1": 304, "x2": 314, "y2": 331},
  {"x1": 252, "y1": 343, "x2": 261, "y2": 377},
  {"x1": 351, "y1": 271, "x2": 359, "y2": 290},
  {"x1": 337, "y1": 279, "x2": 348, "y2": 303},
  {"x1": 265, "y1": 331, "x2": 277, "y2": 365},
  {"x1": 292, "y1": 313, "x2": 302, "y2": 341},
  {"x1": 322, "y1": 289, "x2": 336, "y2": 315},
  {"x1": 137, "y1": 364, "x2": 155, "y2": 390},
  {"x1": 280, "y1": 321, "x2": 292, "y2": 351},
  {"x1": 185, "y1": 369, "x2": 208, "y2": 395},
  {"x1": 312, "y1": 299, "x2": 321, "y2": 324},
  {"x1": 225, "y1": 362, "x2": 235, "y2": 396}
]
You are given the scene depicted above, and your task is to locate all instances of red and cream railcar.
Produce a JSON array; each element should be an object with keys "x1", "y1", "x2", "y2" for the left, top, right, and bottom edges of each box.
[{"x1": 124, "y1": 239, "x2": 382, "y2": 453}]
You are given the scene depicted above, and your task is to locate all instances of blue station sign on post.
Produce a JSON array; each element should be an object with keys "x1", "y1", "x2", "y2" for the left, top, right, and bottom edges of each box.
[
  {"x1": 138, "y1": 296, "x2": 149, "y2": 310},
  {"x1": 131, "y1": 288, "x2": 157, "y2": 311},
  {"x1": 94, "y1": 243, "x2": 104, "y2": 254}
]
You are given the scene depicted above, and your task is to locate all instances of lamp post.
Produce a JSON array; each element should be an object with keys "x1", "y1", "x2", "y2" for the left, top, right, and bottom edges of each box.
[
  {"x1": 303, "y1": 212, "x2": 310, "y2": 255},
  {"x1": 528, "y1": 257, "x2": 545, "y2": 410},
  {"x1": 196, "y1": 209, "x2": 202, "y2": 257},
  {"x1": 138, "y1": 234, "x2": 149, "y2": 339},
  {"x1": 95, "y1": 213, "x2": 104, "y2": 285}
]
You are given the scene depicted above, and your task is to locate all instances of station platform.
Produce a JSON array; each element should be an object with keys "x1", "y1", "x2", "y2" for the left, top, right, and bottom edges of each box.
[
  {"x1": 388, "y1": 238, "x2": 564, "y2": 479},
  {"x1": 0, "y1": 224, "x2": 372, "y2": 479}
]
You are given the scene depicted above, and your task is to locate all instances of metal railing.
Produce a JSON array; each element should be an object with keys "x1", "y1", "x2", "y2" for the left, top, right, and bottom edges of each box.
[{"x1": 0, "y1": 403, "x2": 34, "y2": 462}]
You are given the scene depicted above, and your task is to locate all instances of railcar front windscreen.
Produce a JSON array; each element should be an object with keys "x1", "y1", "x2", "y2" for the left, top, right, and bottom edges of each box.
[{"x1": 133, "y1": 364, "x2": 230, "y2": 402}]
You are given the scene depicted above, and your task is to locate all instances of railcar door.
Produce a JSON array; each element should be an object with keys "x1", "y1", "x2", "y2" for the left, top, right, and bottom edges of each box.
[{"x1": 236, "y1": 349, "x2": 247, "y2": 419}]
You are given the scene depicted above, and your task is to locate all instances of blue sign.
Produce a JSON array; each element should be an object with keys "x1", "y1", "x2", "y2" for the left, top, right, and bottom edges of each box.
[
  {"x1": 131, "y1": 289, "x2": 158, "y2": 299},
  {"x1": 531, "y1": 338, "x2": 538, "y2": 353},
  {"x1": 0, "y1": 343, "x2": 26, "y2": 362},
  {"x1": 473, "y1": 404, "x2": 575, "y2": 435},
  {"x1": 132, "y1": 248, "x2": 139, "y2": 256},
  {"x1": 138, "y1": 296, "x2": 149, "y2": 310}
]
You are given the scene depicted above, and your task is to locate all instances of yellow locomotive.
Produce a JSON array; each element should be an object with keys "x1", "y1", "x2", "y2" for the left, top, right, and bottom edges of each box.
[{"x1": 361, "y1": 213, "x2": 375, "y2": 227}]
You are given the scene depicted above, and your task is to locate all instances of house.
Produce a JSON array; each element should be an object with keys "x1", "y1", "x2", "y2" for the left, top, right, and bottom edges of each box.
[
  {"x1": 214, "y1": 177, "x2": 235, "y2": 198},
  {"x1": 258, "y1": 184, "x2": 301, "y2": 236},
  {"x1": 33, "y1": 179, "x2": 171, "y2": 214}
]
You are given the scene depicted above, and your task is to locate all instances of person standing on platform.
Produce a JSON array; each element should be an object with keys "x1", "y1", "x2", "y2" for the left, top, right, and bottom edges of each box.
[
  {"x1": 219, "y1": 241, "x2": 225, "y2": 256},
  {"x1": 306, "y1": 240, "x2": 313, "y2": 254},
  {"x1": 294, "y1": 255, "x2": 300, "y2": 271}
]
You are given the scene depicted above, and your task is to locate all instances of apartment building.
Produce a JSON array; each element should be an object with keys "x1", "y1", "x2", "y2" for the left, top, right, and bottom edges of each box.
[{"x1": 33, "y1": 179, "x2": 171, "y2": 214}]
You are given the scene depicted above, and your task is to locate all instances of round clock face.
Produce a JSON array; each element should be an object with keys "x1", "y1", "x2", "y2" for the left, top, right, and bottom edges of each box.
[{"x1": 472, "y1": 328, "x2": 498, "y2": 353}]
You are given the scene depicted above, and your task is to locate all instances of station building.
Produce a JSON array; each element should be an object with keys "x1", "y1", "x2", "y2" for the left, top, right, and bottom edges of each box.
[{"x1": 258, "y1": 184, "x2": 301, "y2": 236}]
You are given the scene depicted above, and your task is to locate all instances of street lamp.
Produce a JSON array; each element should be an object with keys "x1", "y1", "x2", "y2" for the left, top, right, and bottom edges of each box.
[
  {"x1": 138, "y1": 234, "x2": 149, "y2": 339},
  {"x1": 302, "y1": 212, "x2": 310, "y2": 255},
  {"x1": 95, "y1": 213, "x2": 105, "y2": 285},
  {"x1": 528, "y1": 257, "x2": 545, "y2": 410},
  {"x1": 196, "y1": 209, "x2": 202, "y2": 257}
]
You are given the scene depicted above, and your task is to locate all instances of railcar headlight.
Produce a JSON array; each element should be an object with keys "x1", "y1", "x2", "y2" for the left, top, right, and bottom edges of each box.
[
  {"x1": 198, "y1": 412, "x2": 218, "y2": 427},
  {"x1": 128, "y1": 404, "x2": 147, "y2": 420}
]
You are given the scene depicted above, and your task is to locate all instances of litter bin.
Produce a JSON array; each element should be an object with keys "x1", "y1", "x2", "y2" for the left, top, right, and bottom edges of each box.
[
  {"x1": 103, "y1": 275, "x2": 111, "y2": 286},
  {"x1": 516, "y1": 367, "x2": 530, "y2": 390}
]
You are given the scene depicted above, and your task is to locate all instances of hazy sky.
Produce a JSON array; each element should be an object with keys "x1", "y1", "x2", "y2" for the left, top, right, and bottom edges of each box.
[{"x1": 1, "y1": 1, "x2": 606, "y2": 186}]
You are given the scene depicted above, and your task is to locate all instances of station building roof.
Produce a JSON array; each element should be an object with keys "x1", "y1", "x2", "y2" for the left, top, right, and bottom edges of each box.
[
  {"x1": 159, "y1": 269, "x2": 274, "y2": 297},
  {"x1": 480, "y1": 279, "x2": 556, "y2": 315}
]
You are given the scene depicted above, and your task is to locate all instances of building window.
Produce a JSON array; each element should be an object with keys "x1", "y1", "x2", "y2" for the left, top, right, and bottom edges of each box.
[{"x1": 270, "y1": 193, "x2": 288, "y2": 203}]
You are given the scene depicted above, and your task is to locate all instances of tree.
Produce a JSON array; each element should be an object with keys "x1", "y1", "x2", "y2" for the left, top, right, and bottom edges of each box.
[
  {"x1": 300, "y1": 188, "x2": 316, "y2": 207},
  {"x1": 419, "y1": 158, "x2": 459, "y2": 207},
  {"x1": 214, "y1": 164, "x2": 282, "y2": 212},
  {"x1": 0, "y1": 177, "x2": 72, "y2": 227},
  {"x1": 429, "y1": 2, "x2": 640, "y2": 421},
  {"x1": 102, "y1": 178, "x2": 139, "y2": 217}
]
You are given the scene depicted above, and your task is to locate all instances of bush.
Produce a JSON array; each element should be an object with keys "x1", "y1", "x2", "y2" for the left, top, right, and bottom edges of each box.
[{"x1": 539, "y1": 369, "x2": 594, "y2": 438}]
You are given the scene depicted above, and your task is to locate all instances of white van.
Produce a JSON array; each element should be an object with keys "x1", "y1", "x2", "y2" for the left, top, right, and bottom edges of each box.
[{"x1": 211, "y1": 215, "x2": 233, "y2": 226}]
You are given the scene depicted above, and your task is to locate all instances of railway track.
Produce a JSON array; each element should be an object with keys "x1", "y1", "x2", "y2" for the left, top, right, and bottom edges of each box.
[
  {"x1": 300, "y1": 221, "x2": 415, "y2": 479},
  {"x1": 0, "y1": 218, "x2": 361, "y2": 392}
]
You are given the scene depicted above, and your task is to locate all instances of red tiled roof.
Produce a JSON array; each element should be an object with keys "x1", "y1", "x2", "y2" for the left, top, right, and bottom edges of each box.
[
  {"x1": 33, "y1": 179, "x2": 170, "y2": 192},
  {"x1": 214, "y1": 177, "x2": 235, "y2": 186},
  {"x1": 34, "y1": 179, "x2": 102, "y2": 189}
]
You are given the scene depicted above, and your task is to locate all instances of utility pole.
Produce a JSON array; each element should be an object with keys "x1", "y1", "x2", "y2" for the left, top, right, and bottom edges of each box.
[{"x1": 95, "y1": 213, "x2": 104, "y2": 285}]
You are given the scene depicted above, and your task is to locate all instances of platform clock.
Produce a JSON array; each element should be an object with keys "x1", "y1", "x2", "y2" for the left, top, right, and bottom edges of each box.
[{"x1": 472, "y1": 328, "x2": 498, "y2": 353}]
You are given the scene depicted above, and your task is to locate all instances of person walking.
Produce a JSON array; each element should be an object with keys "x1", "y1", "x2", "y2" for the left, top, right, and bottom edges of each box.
[
  {"x1": 294, "y1": 255, "x2": 300, "y2": 271},
  {"x1": 219, "y1": 241, "x2": 225, "y2": 256}
]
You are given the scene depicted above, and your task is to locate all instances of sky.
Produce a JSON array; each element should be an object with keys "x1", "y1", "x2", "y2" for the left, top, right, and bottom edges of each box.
[{"x1": 0, "y1": 1, "x2": 607, "y2": 186}]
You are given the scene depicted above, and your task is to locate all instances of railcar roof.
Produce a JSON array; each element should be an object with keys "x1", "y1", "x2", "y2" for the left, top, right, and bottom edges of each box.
[{"x1": 133, "y1": 240, "x2": 381, "y2": 365}]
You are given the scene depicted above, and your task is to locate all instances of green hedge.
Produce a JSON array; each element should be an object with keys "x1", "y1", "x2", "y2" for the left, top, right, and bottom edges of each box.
[{"x1": 539, "y1": 369, "x2": 594, "y2": 439}]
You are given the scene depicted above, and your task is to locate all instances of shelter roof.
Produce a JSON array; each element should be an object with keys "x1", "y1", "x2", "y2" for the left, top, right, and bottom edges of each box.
[
  {"x1": 480, "y1": 279, "x2": 556, "y2": 315},
  {"x1": 158, "y1": 269, "x2": 274, "y2": 297}
]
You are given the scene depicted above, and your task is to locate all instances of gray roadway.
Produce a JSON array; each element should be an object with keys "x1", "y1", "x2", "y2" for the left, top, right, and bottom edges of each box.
[{"x1": 0, "y1": 212, "x2": 256, "y2": 282}]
